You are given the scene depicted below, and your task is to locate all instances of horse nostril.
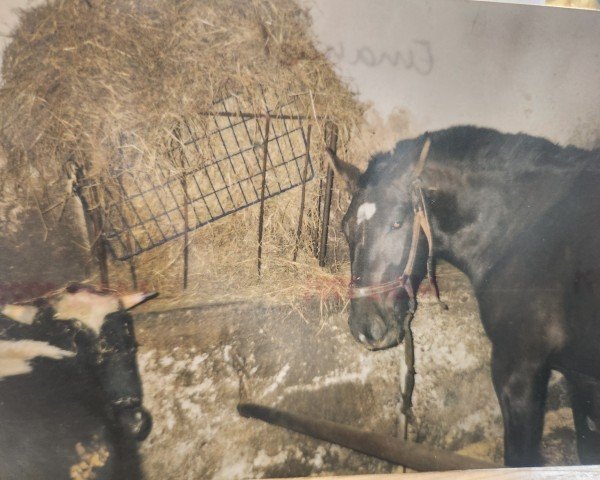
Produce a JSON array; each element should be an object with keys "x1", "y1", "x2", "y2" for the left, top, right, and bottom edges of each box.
[
  {"x1": 354, "y1": 316, "x2": 387, "y2": 347},
  {"x1": 367, "y1": 315, "x2": 387, "y2": 343}
]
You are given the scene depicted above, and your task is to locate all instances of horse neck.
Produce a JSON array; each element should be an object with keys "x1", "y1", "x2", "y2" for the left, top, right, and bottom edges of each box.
[{"x1": 424, "y1": 161, "x2": 587, "y2": 287}]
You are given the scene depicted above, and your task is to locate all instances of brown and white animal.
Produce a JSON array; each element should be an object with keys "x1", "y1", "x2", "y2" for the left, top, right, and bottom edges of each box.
[{"x1": 0, "y1": 283, "x2": 157, "y2": 480}]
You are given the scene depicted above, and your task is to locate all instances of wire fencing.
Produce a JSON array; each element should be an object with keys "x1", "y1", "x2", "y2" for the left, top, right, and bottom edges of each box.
[{"x1": 77, "y1": 94, "x2": 314, "y2": 265}]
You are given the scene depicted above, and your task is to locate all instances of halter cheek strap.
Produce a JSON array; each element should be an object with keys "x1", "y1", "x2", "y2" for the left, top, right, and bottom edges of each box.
[{"x1": 412, "y1": 183, "x2": 448, "y2": 310}]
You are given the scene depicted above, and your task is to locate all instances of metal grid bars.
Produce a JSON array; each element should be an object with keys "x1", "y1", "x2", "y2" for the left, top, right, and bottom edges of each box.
[{"x1": 88, "y1": 95, "x2": 314, "y2": 261}]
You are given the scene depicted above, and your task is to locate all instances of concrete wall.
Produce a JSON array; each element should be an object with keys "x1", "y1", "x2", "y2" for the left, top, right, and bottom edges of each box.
[{"x1": 305, "y1": 0, "x2": 600, "y2": 148}]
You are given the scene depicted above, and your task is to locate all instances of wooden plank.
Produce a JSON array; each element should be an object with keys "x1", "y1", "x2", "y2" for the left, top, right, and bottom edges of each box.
[
  {"x1": 238, "y1": 403, "x2": 497, "y2": 471},
  {"x1": 272, "y1": 466, "x2": 600, "y2": 480}
]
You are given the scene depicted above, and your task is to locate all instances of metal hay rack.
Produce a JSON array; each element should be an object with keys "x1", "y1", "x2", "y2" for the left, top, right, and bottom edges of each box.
[{"x1": 75, "y1": 93, "x2": 340, "y2": 289}]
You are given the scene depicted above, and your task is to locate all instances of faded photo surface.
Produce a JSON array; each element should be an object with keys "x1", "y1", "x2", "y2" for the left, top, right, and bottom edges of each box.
[{"x1": 0, "y1": 1, "x2": 599, "y2": 479}]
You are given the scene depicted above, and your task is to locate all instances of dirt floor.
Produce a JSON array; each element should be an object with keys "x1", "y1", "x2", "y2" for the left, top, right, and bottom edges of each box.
[
  {"x1": 135, "y1": 301, "x2": 403, "y2": 479},
  {"x1": 133, "y1": 263, "x2": 578, "y2": 479}
]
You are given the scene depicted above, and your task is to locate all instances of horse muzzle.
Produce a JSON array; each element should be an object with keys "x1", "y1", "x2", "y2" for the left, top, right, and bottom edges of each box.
[
  {"x1": 115, "y1": 405, "x2": 153, "y2": 441},
  {"x1": 357, "y1": 324, "x2": 404, "y2": 351},
  {"x1": 349, "y1": 297, "x2": 406, "y2": 351}
]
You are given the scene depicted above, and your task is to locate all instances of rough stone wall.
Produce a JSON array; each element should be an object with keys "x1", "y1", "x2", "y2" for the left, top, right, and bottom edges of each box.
[{"x1": 410, "y1": 264, "x2": 502, "y2": 458}]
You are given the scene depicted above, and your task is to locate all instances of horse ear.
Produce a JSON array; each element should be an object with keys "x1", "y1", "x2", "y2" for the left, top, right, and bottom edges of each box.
[
  {"x1": 120, "y1": 292, "x2": 159, "y2": 310},
  {"x1": 326, "y1": 148, "x2": 361, "y2": 194},
  {"x1": 1, "y1": 305, "x2": 38, "y2": 324}
]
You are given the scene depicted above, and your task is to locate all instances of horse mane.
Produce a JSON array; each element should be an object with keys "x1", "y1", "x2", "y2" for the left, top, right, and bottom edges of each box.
[
  {"x1": 362, "y1": 126, "x2": 597, "y2": 186},
  {"x1": 428, "y1": 126, "x2": 595, "y2": 172}
]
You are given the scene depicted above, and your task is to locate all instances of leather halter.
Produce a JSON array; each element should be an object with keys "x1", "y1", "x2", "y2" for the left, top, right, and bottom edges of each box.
[{"x1": 349, "y1": 137, "x2": 447, "y2": 311}]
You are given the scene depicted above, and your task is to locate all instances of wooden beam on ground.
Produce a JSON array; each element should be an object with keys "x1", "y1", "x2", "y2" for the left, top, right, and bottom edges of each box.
[{"x1": 237, "y1": 403, "x2": 498, "y2": 472}]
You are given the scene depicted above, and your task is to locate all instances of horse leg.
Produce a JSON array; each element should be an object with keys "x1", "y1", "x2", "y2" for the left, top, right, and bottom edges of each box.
[
  {"x1": 567, "y1": 372, "x2": 600, "y2": 464},
  {"x1": 491, "y1": 348, "x2": 550, "y2": 466}
]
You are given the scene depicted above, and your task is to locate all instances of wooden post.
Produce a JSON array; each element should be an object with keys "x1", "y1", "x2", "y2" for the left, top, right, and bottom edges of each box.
[
  {"x1": 318, "y1": 122, "x2": 337, "y2": 267},
  {"x1": 126, "y1": 233, "x2": 138, "y2": 289},
  {"x1": 312, "y1": 177, "x2": 323, "y2": 257},
  {"x1": 89, "y1": 186, "x2": 109, "y2": 288},
  {"x1": 182, "y1": 180, "x2": 189, "y2": 290},
  {"x1": 257, "y1": 115, "x2": 271, "y2": 276},
  {"x1": 292, "y1": 124, "x2": 312, "y2": 262},
  {"x1": 173, "y1": 126, "x2": 190, "y2": 290},
  {"x1": 71, "y1": 163, "x2": 110, "y2": 288}
]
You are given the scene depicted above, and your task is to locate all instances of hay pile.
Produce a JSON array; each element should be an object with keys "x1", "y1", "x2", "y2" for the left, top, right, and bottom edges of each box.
[{"x1": 0, "y1": 0, "x2": 364, "y2": 308}]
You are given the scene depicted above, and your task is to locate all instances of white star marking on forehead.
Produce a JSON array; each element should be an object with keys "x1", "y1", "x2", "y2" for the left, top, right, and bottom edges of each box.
[{"x1": 357, "y1": 202, "x2": 377, "y2": 226}]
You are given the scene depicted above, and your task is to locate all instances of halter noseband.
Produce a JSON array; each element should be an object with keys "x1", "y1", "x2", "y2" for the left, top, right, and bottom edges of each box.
[{"x1": 348, "y1": 137, "x2": 448, "y2": 310}]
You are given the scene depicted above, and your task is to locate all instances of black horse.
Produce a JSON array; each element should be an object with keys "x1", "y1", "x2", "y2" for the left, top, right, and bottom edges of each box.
[
  {"x1": 0, "y1": 283, "x2": 157, "y2": 479},
  {"x1": 331, "y1": 125, "x2": 600, "y2": 466}
]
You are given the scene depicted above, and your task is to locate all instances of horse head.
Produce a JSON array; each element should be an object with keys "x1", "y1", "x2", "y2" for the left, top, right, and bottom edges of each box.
[
  {"x1": 1, "y1": 283, "x2": 158, "y2": 441},
  {"x1": 333, "y1": 137, "x2": 435, "y2": 351}
]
